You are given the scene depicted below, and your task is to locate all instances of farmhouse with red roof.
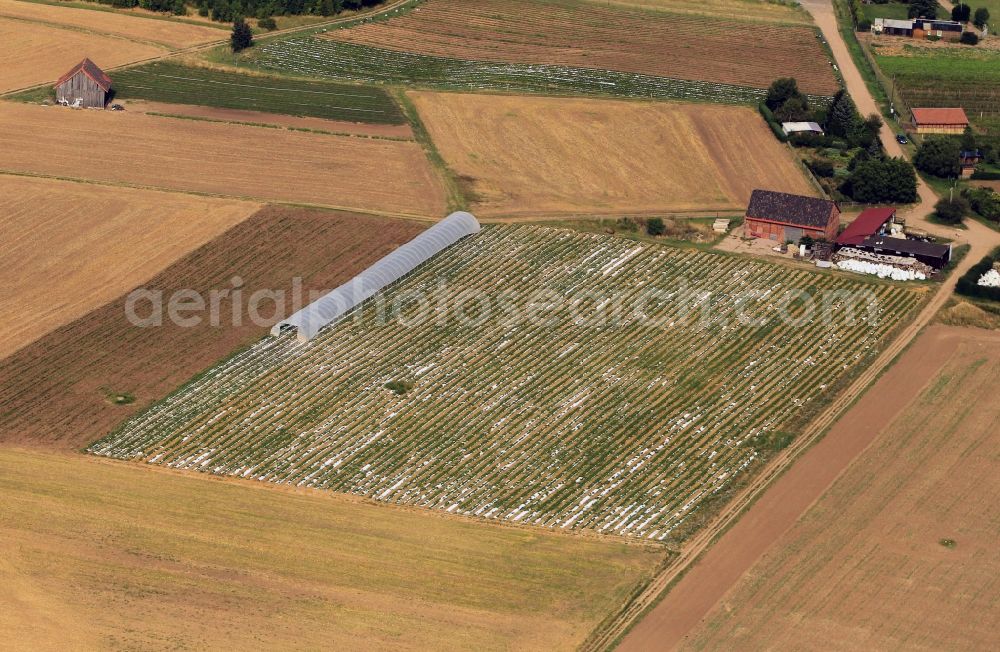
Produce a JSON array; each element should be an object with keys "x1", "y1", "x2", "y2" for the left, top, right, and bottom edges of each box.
[
  {"x1": 911, "y1": 108, "x2": 969, "y2": 135},
  {"x1": 55, "y1": 58, "x2": 112, "y2": 108},
  {"x1": 744, "y1": 189, "x2": 840, "y2": 244}
]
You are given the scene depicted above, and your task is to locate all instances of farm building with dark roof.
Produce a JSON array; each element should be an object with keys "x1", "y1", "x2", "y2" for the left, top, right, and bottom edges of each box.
[
  {"x1": 854, "y1": 236, "x2": 952, "y2": 269},
  {"x1": 55, "y1": 58, "x2": 112, "y2": 108},
  {"x1": 744, "y1": 189, "x2": 840, "y2": 243}
]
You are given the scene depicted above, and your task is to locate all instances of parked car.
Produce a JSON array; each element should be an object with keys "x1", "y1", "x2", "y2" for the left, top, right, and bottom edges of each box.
[{"x1": 896, "y1": 133, "x2": 908, "y2": 144}]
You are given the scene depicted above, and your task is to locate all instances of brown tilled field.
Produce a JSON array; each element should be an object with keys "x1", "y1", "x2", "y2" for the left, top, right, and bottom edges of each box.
[
  {"x1": 0, "y1": 16, "x2": 163, "y2": 92},
  {"x1": 327, "y1": 0, "x2": 839, "y2": 96},
  {"x1": 594, "y1": 0, "x2": 812, "y2": 24},
  {"x1": 0, "y1": 206, "x2": 426, "y2": 450},
  {"x1": 0, "y1": 103, "x2": 447, "y2": 217},
  {"x1": 682, "y1": 326, "x2": 1000, "y2": 651},
  {"x1": 410, "y1": 92, "x2": 818, "y2": 216},
  {"x1": 0, "y1": 175, "x2": 259, "y2": 359},
  {"x1": 0, "y1": 0, "x2": 224, "y2": 49}
]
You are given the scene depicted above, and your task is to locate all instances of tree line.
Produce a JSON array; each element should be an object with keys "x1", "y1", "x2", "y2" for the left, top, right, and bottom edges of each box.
[
  {"x1": 761, "y1": 78, "x2": 917, "y2": 205},
  {"x1": 93, "y1": 0, "x2": 386, "y2": 21}
]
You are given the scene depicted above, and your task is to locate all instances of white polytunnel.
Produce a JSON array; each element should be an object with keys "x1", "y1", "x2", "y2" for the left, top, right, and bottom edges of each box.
[{"x1": 271, "y1": 211, "x2": 481, "y2": 342}]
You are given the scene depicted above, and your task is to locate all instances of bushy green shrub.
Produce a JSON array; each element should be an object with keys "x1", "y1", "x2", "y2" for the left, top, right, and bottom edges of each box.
[{"x1": 933, "y1": 197, "x2": 969, "y2": 224}]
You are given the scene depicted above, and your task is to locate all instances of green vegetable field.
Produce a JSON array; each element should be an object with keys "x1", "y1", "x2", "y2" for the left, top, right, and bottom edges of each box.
[{"x1": 111, "y1": 62, "x2": 406, "y2": 124}]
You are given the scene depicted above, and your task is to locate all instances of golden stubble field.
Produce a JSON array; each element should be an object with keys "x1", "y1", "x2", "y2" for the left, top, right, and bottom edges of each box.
[
  {"x1": 0, "y1": 16, "x2": 164, "y2": 92},
  {"x1": 0, "y1": 448, "x2": 663, "y2": 650},
  {"x1": 0, "y1": 0, "x2": 224, "y2": 49},
  {"x1": 410, "y1": 92, "x2": 818, "y2": 216},
  {"x1": 0, "y1": 102, "x2": 448, "y2": 217},
  {"x1": 683, "y1": 326, "x2": 1000, "y2": 651},
  {"x1": 0, "y1": 174, "x2": 260, "y2": 359}
]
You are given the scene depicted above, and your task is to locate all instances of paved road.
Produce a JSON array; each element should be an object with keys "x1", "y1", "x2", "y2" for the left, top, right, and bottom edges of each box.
[{"x1": 600, "y1": 4, "x2": 1000, "y2": 651}]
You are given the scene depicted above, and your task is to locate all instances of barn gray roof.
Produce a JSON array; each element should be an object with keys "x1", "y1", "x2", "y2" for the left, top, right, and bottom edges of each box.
[
  {"x1": 272, "y1": 211, "x2": 481, "y2": 342},
  {"x1": 55, "y1": 58, "x2": 112, "y2": 92},
  {"x1": 745, "y1": 189, "x2": 837, "y2": 229}
]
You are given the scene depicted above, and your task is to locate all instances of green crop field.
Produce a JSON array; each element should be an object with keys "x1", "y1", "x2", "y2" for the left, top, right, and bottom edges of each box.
[
  {"x1": 110, "y1": 62, "x2": 406, "y2": 124},
  {"x1": 243, "y1": 0, "x2": 838, "y2": 105},
  {"x1": 90, "y1": 225, "x2": 920, "y2": 541},
  {"x1": 873, "y1": 46, "x2": 1000, "y2": 131},
  {"x1": 249, "y1": 38, "x2": 776, "y2": 105}
]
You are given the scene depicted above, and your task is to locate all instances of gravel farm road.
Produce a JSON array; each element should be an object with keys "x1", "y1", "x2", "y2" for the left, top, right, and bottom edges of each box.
[{"x1": 596, "y1": 3, "x2": 1000, "y2": 651}]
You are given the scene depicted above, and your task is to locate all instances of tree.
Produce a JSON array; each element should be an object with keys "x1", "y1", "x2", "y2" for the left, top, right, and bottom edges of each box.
[
  {"x1": 765, "y1": 78, "x2": 802, "y2": 111},
  {"x1": 825, "y1": 89, "x2": 860, "y2": 140},
  {"x1": 933, "y1": 197, "x2": 968, "y2": 224},
  {"x1": 231, "y1": 16, "x2": 253, "y2": 52},
  {"x1": 774, "y1": 95, "x2": 811, "y2": 122},
  {"x1": 914, "y1": 138, "x2": 961, "y2": 177},
  {"x1": 646, "y1": 217, "x2": 665, "y2": 237},
  {"x1": 951, "y1": 3, "x2": 971, "y2": 21},
  {"x1": 960, "y1": 126, "x2": 977, "y2": 152},
  {"x1": 844, "y1": 157, "x2": 917, "y2": 203},
  {"x1": 960, "y1": 30, "x2": 980, "y2": 44},
  {"x1": 973, "y1": 7, "x2": 990, "y2": 27},
  {"x1": 908, "y1": 0, "x2": 938, "y2": 19}
]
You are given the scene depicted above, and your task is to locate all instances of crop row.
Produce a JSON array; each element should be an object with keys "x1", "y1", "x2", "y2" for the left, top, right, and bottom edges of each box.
[
  {"x1": 255, "y1": 38, "x2": 808, "y2": 105},
  {"x1": 90, "y1": 225, "x2": 919, "y2": 539},
  {"x1": 112, "y1": 61, "x2": 405, "y2": 124}
]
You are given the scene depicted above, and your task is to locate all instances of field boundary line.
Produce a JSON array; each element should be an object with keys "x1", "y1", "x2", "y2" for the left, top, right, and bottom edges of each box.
[
  {"x1": 0, "y1": 169, "x2": 438, "y2": 222},
  {"x1": 0, "y1": 10, "x2": 178, "y2": 50},
  {"x1": 582, "y1": 263, "x2": 967, "y2": 651}
]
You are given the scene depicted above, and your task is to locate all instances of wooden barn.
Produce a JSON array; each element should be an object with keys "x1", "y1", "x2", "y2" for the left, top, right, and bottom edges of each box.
[
  {"x1": 911, "y1": 107, "x2": 969, "y2": 135},
  {"x1": 54, "y1": 58, "x2": 112, "y2": 108},
  {"x1": 744, "y1": 189, "x2": 840, "y2": 244}
]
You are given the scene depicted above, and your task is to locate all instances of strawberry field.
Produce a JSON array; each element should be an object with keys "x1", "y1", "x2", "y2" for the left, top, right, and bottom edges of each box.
[{"x1": 90, "y1": 226, "x2": 919, "y2": 539}]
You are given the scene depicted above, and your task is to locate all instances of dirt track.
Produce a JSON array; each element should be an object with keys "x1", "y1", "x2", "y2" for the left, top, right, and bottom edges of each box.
[{"x1": 599, "y1": 4, "x2": 1000, "y2": 649}]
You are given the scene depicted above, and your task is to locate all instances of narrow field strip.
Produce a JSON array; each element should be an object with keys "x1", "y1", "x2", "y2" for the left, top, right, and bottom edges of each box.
[
  {"x1": 111, "y1": 62, "x2": 406, "y2": 124},
  {"x1": 253, "y1": 38, "x2": 824, "y2": 105}
]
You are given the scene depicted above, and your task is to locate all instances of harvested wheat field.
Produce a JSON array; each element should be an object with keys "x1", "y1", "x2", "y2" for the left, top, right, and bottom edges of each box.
[
  {"x1": 0, "y1": 103, "x2": 446, "y2": 217},
  {"x1": 326, "y1": 0, "x2": 838, "y2": 96},
  {"x1": 0, "y1": 206, "x2": 426, "y2": 450},
  {"x1": 0, "y1": 16, "x2": 163, "y2": 92},
  {"x1": 410, "y1": 92, "x2": 817, "y2": 216},
  {"x1": 682, "y1": 326, "x2": 1000, "y2": 651},
  {"x1": 0, "y1": 175, "x2": 258, "y2": 359},
  {"x1": 0, "y1": 0, "x2": 224, "y2": 49},
  {"x1": 0, "y1": 448, "x2": 662, "y2": 651}
]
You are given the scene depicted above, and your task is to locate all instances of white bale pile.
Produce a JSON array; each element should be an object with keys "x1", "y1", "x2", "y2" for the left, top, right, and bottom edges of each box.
[
  {"x1": 978, "y1": 268, "x2": 1000, "y2": 287},
  {"x1": 836, "y1": 258, "x2": 926, "y2": 281}
]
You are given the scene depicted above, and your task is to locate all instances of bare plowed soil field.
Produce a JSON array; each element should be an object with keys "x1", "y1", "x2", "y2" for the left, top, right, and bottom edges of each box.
[
  {"x1": 410, "y1": 92, "x2": 818, "y2": 216},
  {"x1": 0, "y1": 0, "x2": 224, "y2": 49},
  {"x1": 0, "y1": 175, "x2": 258, "y2": 359},
  {"x1": 681, "y1": 326, "x2": 1000, "y2": 651},
  {"x1": 594, "y1": 0, "x2": 812, "y2": 23},
  {"x1": 0, "y1": 16, "x2": 163, "y2": 92},
  {"x1": 326, "y1": 0, "x2": 838, "y2": 96},
  {"x1": 0, "y1": 448, "x2": 662, "y2": 650},
  {"x1": 0, "y1": 206, "x2": 426, "y2": 450},
  {"x1": 0, "y1": 103, "x2": 447, "y2": 217}
]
